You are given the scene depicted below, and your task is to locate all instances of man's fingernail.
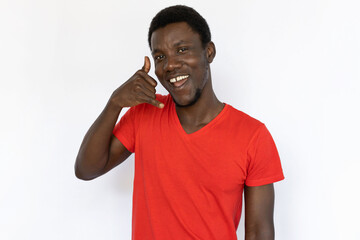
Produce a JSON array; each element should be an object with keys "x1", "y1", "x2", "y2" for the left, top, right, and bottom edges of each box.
[{"x1": 159, "y1": 103, "x2": 164, "y2": 108}]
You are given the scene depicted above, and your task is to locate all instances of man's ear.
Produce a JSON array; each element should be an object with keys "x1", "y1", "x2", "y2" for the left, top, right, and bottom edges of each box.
[{"x1": 206, "y1": 41, "x2": 216, "y2": 63}]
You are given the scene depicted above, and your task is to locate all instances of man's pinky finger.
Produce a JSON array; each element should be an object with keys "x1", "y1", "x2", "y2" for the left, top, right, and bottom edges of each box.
[
  {"x1": 137, "y1": 92, "x2": 164, "y2": 108},
  {"x1": 148, "y1": 98, "x2": 164, "y2": 109}
]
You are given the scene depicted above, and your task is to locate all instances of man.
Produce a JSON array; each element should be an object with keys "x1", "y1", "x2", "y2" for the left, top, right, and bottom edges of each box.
[{"x1": 75, "y1": 5, "x2": 284, "y2": 240}]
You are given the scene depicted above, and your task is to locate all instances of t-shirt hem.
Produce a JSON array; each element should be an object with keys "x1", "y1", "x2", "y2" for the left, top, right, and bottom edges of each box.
[{"x1": 245, "y1": 174, "x2": 285, "y2": 187}]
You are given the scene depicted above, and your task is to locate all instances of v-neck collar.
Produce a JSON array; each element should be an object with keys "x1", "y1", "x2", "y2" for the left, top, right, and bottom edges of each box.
[{"x1": 169, "y1": 96, "x2": 229, "y2": 138}]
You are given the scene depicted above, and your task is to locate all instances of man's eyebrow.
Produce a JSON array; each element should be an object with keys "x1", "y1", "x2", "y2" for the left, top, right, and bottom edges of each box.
[
  {"x1": 173, "y1": 40, "x2": 191, "y2": 47},
  {"x1": 152, "y1": 40, "x2": 192, "y2": 55},
  {"x1": 151, "y1": 49, "x2": 161, "y2": 55}
]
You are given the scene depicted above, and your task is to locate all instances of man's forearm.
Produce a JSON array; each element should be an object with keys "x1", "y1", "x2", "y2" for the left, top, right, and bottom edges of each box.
[{"x1": 245, "y1": 227, "x2": 274, "y2": 240}]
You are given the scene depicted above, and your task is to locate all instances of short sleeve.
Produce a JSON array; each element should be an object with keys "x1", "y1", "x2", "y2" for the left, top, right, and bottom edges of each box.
[
  {"x1": 245, "y1": 124, "x2": 284, "y2": 186},
  {"x1": 112, "y1": 107, "x2": 137, "y2": 153}
]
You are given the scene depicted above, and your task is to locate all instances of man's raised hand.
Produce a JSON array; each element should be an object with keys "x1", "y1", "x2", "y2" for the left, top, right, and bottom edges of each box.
[{"x1": 109, "y1": 56, "x2": 164, "y2": 109}]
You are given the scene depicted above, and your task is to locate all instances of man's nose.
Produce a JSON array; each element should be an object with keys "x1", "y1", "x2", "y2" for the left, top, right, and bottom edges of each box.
[{"x1": 163, "y1": 55, "x2": 182, "y2": 72}]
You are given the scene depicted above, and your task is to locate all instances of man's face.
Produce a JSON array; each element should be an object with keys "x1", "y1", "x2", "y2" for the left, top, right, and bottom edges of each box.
[{"x1": 151, "y1": 22, "x2": 213, "y2": 107}]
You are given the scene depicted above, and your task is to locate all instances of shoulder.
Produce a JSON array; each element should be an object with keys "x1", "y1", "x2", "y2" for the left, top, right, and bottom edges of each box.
[
  {"x1": 224, "y1": 104, "x2": 264, "y2": 133},
  {"x1": 119, "y1": 94, "x2": 171, "y2": 131},
  {"x1": 127, "y1": 94, "x2": 171, "y2": 122}
]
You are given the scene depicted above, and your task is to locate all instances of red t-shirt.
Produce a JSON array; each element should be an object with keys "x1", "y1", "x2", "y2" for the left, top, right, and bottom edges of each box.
[{"x1": 113, "y1": 94, "x2": 284, "y2": 240}]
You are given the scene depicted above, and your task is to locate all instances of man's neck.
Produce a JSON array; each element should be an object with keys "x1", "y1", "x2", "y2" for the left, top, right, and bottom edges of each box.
[{"x1": 175, "y1": 82, "x2": 224, "y2": 134}]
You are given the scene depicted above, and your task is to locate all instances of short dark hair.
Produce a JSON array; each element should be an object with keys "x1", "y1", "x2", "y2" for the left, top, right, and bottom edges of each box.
[{"x1": 148, "y1": 5, "x2": 211, "y2": 49}]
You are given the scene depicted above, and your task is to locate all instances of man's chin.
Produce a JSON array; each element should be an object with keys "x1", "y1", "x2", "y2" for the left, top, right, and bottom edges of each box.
[{"x1": 171, "y1": 89, "x2": 202, "y2": 108}]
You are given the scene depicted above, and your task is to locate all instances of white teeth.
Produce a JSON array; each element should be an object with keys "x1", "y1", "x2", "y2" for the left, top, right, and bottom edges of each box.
[{"x1": 169, "y1": 75, "x2": 188, "y2": 83}]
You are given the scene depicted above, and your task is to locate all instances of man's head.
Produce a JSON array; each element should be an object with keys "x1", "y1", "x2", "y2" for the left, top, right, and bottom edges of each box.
[
  {"x1": 148, "y1": 5, "x2": 211, "y2": 49},
  {"x1": 148, "y1": 6, "x2": 216, "y2": 108}
]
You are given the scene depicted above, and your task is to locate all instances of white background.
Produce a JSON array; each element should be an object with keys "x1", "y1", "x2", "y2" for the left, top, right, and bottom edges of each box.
[{"x1": 1, "y1": 0, "x2": 359, "y2": 239}]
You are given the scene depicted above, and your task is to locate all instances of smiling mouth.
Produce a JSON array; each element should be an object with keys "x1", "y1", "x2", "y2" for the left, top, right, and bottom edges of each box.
[{"x1": 168, "y1": 75, "x2": 189, "y2": 88}]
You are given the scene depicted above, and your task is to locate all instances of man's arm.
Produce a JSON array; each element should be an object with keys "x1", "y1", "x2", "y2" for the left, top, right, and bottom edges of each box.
[
  {"x1": 244, "y1": 183, "x2": 275, "y2": 240},
  {"x1": 75, "y1": 56, "x2": 163, "y2": 180},
  {"x1": 74, "y1": 102, "x2": 130, "y2": 180}
]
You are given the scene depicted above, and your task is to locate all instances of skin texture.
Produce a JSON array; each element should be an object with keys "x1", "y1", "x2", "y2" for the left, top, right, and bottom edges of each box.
[
  {"x1": 151, "y1": 22, "x2": 211, "y2": 107},
  {"x1": 75, "y1": 57, "x2": 162, "y2": 180},
  {"x1": 75, "y1": 21, "x2": 276, "y2": 240},
  {"x1": 245, "y1": 184, "x2": 275, "y2": 240},
  {"x1": 151, "y1": 22, "x2": 224, "y2": 134}
]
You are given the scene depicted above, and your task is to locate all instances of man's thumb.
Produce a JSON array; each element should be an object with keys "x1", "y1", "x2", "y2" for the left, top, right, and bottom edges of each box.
[{"x1": 142, "y1": 56, "x2": 151, "y2": 73}]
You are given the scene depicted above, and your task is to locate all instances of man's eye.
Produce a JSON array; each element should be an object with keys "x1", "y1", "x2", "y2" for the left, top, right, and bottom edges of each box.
[
  {"x1": 155, "y1": 55, "x2": 165, "y2": 60},
  {"x1": 178, "y1": 47, "x2": 188, "y2": 53}
]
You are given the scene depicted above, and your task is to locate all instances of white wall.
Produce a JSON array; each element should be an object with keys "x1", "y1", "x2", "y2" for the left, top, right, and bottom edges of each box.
[{"x1": 1, "y1": 0, "x2": 359, "y2": 239}]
